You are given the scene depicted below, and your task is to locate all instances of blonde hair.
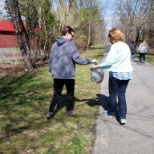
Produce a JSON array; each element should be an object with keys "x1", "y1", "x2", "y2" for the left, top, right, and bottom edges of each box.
[
  {"x1": 141, "y1": 40, "x2": 148, "y2": 46},
  {"x1": 108, "y1": 28, "x2": 125, "y2": 43}
]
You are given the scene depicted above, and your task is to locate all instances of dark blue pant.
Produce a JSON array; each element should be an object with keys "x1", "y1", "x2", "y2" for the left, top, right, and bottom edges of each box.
[
  {"x1": 131, "y1": 51, "x2": 135, "y2": 59},
  {"x1": 108, "y1": 75, "x2": 129, "y2": 119},
  {"x1": 139, "y1": 53, "x2": 146, "y2": 62},
  {"x1": 49, "y1": 79, "x2": 75, "y2": 112}
]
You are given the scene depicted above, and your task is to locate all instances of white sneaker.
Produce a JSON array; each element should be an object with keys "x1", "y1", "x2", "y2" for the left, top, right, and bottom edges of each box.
[
  {"x1": 120, "y1": 119, "x2": 126, "y2": 124},
  {"x1": 103, "y1": 110, "x2": 114, "y2": 117}
]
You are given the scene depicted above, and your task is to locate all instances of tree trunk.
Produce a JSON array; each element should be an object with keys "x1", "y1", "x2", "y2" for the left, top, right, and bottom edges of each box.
[
  {"x1": 88, "y1": 21, "x2": 91, "y2": 47},
  {"x1": 6, "y1": 0, "x2": 33, "y2": 71}
]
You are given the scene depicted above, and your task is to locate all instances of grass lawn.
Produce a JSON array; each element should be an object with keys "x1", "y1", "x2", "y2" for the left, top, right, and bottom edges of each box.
[
  {"x1": 146, "y1": 54, "x2": 154, "y2": 65},
  {"x1": 137, "y1": 48, "x2": 154, "y2": 65},
  {"x1": 135, "y1": 52, "x2": 154, "y2": 65},
  {"x1": 0, "y1": 46, "x2": 104, "y2": 154}
]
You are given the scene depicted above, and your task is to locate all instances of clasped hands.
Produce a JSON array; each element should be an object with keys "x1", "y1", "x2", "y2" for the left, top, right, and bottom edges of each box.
[{"x1": 91, "y1": 59, "x2": 99, "y2": 69}]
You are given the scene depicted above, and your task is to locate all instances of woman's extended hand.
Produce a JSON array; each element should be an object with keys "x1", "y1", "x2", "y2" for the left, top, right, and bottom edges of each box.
[{"x1": 92, "y1": 59, "x2": 98, "y2": 65}]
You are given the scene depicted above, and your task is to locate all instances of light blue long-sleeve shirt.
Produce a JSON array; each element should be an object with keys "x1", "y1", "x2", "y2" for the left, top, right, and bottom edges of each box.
[{"x1": 99, "y1": 41, "x2": 133, "y2": 73}]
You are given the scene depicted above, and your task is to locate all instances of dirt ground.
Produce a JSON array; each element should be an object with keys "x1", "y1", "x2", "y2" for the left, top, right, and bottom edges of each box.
[
  {"x1": 0, "y1": 63, "x2": 26, "y2": 76},
  {"x1": 0, "y1": 61, "x2": 47, "y2": 76}
]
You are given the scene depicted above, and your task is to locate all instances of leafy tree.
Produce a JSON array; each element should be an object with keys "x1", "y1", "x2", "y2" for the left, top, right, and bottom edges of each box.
[
  {"x1": 4, "y1": 0, "x2": 105, "y2": 70},
  {"x1": 50, "y1": 0, "x2": 104, "y2": 48},
  {"x1": 39, "y1": 0, "x2": 55, "y2": 55}
]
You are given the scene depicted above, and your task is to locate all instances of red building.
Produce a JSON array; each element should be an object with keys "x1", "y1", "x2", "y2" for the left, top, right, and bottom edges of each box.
[
  {"x1": 0, "y1": 20, "x2": 19, "y2": 48},
  {"x1": 0, "y1": 20, "x2": 42, "y2": 63},
  {"x1": 0, "y1": 20, "x2": 41, "y2": 48}
]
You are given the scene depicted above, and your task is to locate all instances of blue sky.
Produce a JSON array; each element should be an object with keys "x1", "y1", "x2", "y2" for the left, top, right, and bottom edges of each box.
[
  {"x1": 0, "y1": 0, "x2": 5, "y2": 8},
  {"x1": 0, "y1": 0, "x2": 6, "y2": 16},
  {"x1": 101, "y1": 0, "x2": 118, "y2": 30}
]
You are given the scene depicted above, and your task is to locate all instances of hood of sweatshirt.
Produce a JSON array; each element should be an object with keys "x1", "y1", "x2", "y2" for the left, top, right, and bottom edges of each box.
[{"x1": 56, "y1": 36, "x2": 68, "y2": 46}]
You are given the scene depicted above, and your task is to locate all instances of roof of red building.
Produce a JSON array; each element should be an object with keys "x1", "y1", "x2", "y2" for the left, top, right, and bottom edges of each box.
[
  {"x1": 0, "y1": 20, "x2": 15, "y2": 32},
  {"x1": 0, "y1": 20, "x2": 41, "y2": 32}
]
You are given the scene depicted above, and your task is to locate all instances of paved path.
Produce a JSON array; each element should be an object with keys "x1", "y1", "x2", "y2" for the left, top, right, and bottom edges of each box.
[{"x1": 93, "y1": 59, "x2": 154, "y2": 154}]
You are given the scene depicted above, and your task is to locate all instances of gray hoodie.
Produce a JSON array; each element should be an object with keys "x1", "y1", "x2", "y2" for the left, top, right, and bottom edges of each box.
[
  {"x1": 137, "y1": 43, "x2": 148, "y2": 53},
  {"x1": 49, "y1": 36, "x2": 92, "y2": 79}
]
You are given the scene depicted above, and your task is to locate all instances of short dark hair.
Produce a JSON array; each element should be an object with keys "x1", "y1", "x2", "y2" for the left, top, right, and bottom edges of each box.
[{"x1": 61, "y1": 26, "x2": 74, "y2": 36}]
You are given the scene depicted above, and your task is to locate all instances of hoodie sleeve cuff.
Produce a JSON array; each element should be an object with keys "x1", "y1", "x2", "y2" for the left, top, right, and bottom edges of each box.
[{"x1": 88, "y1": 59, "x2": 93, "y2": 64}]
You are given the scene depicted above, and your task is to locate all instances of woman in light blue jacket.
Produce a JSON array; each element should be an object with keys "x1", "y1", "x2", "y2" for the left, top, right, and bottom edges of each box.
[{"x1": 92, "y1": 28, "x2": 133, "y2": 124}]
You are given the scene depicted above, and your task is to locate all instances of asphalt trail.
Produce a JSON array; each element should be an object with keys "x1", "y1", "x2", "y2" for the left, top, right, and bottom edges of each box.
[{"x1": 93, "y1": 57, "x2": 154, "y2": 154}]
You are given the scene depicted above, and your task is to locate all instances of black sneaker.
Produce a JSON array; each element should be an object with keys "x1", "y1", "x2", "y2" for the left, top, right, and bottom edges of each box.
[
  {"x1": 46, "y1": 112, "x2": 54, "y2": 119},
  {"x1": 66, "y1": 109, "x2": 78, "y2": 116}
]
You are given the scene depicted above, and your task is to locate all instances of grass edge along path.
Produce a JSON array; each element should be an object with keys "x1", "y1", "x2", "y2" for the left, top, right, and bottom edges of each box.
[
  {"x1": 0, "y1": 45, "x2": 104, "y2": 154},
  {"x1": 136, "y1": 48, "x2": 154, "y2": 65}
]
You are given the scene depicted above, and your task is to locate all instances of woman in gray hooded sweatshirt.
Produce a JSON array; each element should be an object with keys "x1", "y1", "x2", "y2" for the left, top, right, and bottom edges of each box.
[
  {"x1": 47, "y1": 26, "x2": 97, "y2": 118},
  {"x1": 137, "y1": 40, "x2": 148, "y2": 63}
]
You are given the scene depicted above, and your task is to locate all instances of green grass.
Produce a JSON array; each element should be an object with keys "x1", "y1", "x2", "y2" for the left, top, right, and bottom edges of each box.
[
  {"x1": 138, "y1": 48, "x2": 154, "y2": 65},
  {"x1": 135, "y1": 52, "x2": 154, "y2": 65},
  {"x1": 0, "y1": 45, "x2": 104, "y2": 154},
  {"x1": 146, "y1": 54, "x2": 154, "y2": 65}
]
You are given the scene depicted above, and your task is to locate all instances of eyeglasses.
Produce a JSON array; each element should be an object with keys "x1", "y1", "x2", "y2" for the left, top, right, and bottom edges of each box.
[
  {"x1": 69, "y1": 33, "x2": 74, "y2": 37},
  {"x1": 71, "y1": 34, "x2": 74, "y2": 37}
]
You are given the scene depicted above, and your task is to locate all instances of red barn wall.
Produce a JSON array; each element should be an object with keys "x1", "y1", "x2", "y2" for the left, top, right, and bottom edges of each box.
[
  {"x1": 0, "y1": 20, "x2": 41, "y2": 48},
  {"x1": 0, "y1": 31, "x2": 19, "y2": 48}
]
